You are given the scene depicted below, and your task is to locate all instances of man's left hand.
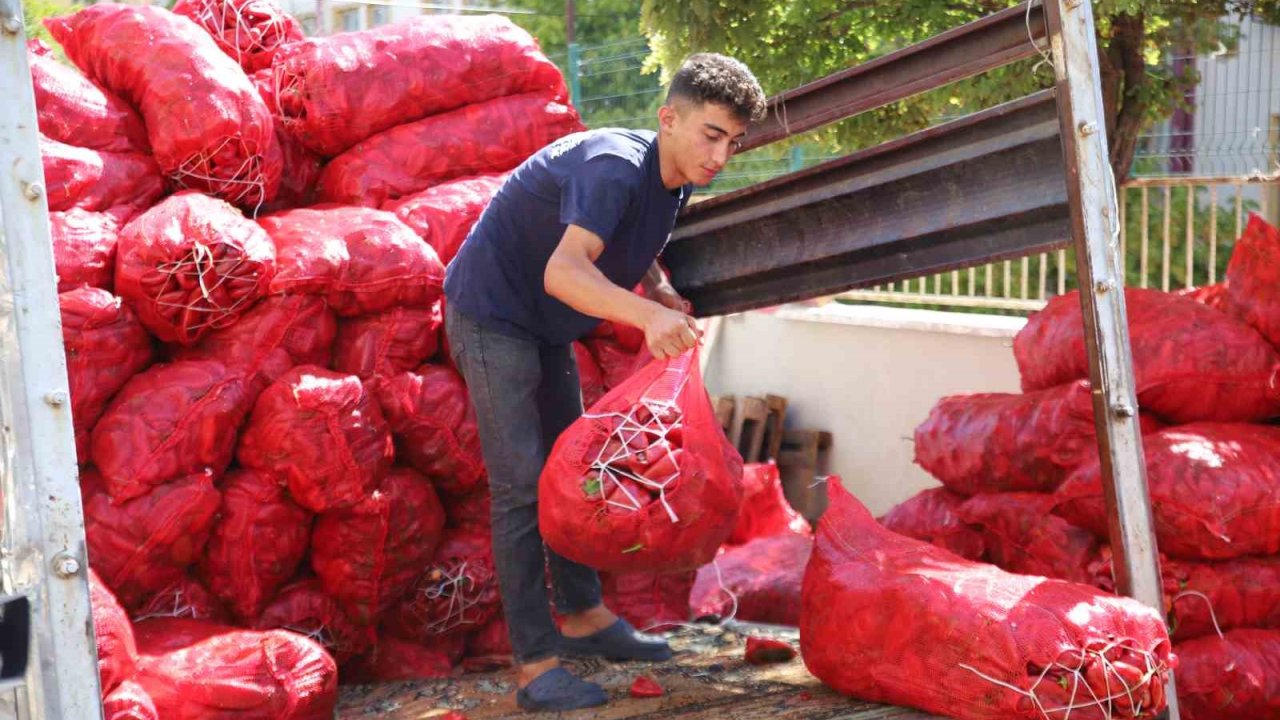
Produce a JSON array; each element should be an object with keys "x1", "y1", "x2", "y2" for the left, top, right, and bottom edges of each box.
[{"x1": 650, "y1": 283, "x2": 692, "y2": 314}]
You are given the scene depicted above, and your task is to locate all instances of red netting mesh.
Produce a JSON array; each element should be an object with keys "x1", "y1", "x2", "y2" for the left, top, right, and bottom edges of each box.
[
  {"x1": 387, "y1": 528, "x2": 500, "y2": 643},
  {"x1": 1176, "y1": 629, "x2": 1280, "y2": 720},
  {"x1": 115, "y1": 192, "x2": 277, "y2": 346},
  {"x1": 236, "y1": 365, "x2": 393, "y2": 512},
  {"x1": 539, "y1": 349, "x2": 744, "y2": 573},
  {"x1": 131, "y1": 575, "x2": 228, "y2": 624},
  {"x1": 83, "y1": 470, "x2": 222, "y2": 610},
  {"x1": 382, "y1": 173, "x2": 508, "y2": 265},
  {"x1": 803, "y1": 480, "x2": 1174, "y2": 720},
  {"x1": 343, "y1": 634, "x2": 458, "y2": 684},
  {"x1": 262, "y1": 205, "x2": 444, "y2": 317},
  {"x1": 132, "y1": 617, "x2": 337, "y2": 719},
  {"x1": 41, "y1": 135, "x2": 164, "y2": 214},
  {"x1": 171, "y1": 0, "x2": 302, "y2": 72},
  {"x1": 331, "y1": 304, "x2": 442, "y2": 381},
  {"x1": 1056, "y1": 422, "x2": 1280, "y2": 560},
  {"x1": 45, "y1": 4, "x2": 282, "y2": 207},
  {"x1": 1226, "y1": 213, "x2": 1280, "y2": 347},
  {"x1": 574, "y1": 341, "x2": 607, "y2": 409},
  {"x1": 254, "y1": 578, "x2": 375, "y2": 664},
  {"x1": 315, "y1": 92, "x2": 584, "y2": 207},
  {"x1": 60, "y1": 287, "x2": 154, "y2": 463},
  {"x1": 600, "y1": 570, "x2": 695, "y2": 632},
  {"x1": 51, "y1": 207, "x2": 133, "y2": 293},
  {"x1": 199, "y1": 468, "x2": 311, "y2": 622},
  {"x1": 28, "y1": 38, "x2": 149, "y2": 154},
  {"x1": 372, "y1": 364, "x2": 485, "y2": 497},
  {"x1": 957, "y1": 492, "x2": 1100, "y2": 586},
  {"x1": 728, "y1": 461, "x2": 811, "y2": 545},
  {"x1": 103, "y1": 680, "x2": 158, "y2": 720},
  {"x1": 90, "y1": 360, "x2": 252, "y2": 501},
  {"x1": 1014, "y1": 288, "x2": 1280, "y2": 423},
  {"x1": 310, "y1": 468, "x2": 446, "y2": 625},
  {"x1": 879, "y1": 487, "x2": 986, "y2": 561},
  {"x1": 691, "y1": 534, "x2": 811, "y2": 626},
  {"x1": 271, "y1": 14, "x2": 567, "y2": 156},
  {"x1": 90, "y1": 568, "x2": 138, "y2": 696}
]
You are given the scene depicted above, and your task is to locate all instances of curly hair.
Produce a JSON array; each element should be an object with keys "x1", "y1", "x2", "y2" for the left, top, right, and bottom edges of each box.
[{"x1": 666, "y1": 53, "x2": 767, "y2": 124}]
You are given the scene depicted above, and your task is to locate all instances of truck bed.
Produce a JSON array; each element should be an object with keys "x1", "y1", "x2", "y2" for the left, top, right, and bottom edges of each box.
[{"x1": 336, "y1": 623, "x2": 944, "y2": 719}]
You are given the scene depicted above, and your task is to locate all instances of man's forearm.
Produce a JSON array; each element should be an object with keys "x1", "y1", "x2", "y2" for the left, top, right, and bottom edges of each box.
[{"x1": 546, "y1": 253, "x2": 661, "y2": 330}]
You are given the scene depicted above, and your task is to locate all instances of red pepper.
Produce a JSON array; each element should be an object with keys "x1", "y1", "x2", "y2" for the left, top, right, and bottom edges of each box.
[
  {"x1": 630, "y1": 675, "x2": 665, "y2": 698},
  {"x1": 745, "y1": 636, "x2": 797, "y2": 665}
]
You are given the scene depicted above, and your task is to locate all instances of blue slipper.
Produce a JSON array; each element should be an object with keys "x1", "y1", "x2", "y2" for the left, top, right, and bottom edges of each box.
[
  {"x1": 515, "y1": 667, "x2": 607, "y2": 712},
  {"x1": 560, "y1": 619, "x2": 673, "y2": 662}
]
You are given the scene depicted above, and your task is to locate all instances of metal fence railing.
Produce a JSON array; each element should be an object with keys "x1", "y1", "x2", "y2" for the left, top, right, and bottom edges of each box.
[{"x1": 835, "y1": 175, "x2": 1277, "y2": 314}]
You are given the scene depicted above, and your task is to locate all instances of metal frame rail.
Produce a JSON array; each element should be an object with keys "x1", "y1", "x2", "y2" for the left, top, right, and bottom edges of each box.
[
  {"x1": 666, "y1": 1, "x2": 1177, "y2": 717},
  {"x1": 0, "y1": 0, "x2": 105, "y2": 718}
]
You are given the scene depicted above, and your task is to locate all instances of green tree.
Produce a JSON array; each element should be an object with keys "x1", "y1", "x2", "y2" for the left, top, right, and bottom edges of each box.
[
  {"x1": 23, "y1": 0, "x2": 80, "y2": 47},
  {"x1": 641, "y1": 0, "x2": 1280, "y2": 179}
]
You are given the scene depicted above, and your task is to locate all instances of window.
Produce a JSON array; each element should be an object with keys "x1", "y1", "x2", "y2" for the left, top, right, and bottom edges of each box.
[
  {"x1": 297, "y1": 13, "x2": 318, "y2": 35},
  {"x1": 335, "y1": 8, "x2": 361, "y2": 32},
  {"x1": 367, "y1": 5, "x2": 390, "y2": 27}
]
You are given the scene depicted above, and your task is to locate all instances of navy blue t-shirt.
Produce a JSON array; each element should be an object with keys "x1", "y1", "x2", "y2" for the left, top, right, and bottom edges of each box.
[{"x1": 443, "y1": 129, "x2": 691, "y2": 346}]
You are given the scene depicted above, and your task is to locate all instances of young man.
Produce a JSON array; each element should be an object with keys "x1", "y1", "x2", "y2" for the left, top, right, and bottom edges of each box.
[{"x1": 443, "y1": 53, "x2": 767, "y2": 712}]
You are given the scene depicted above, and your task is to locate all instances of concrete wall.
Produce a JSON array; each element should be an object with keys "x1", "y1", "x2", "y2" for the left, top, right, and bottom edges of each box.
[{"x1": 702, "y1": 303, "x2": 1025, "y2": 516}]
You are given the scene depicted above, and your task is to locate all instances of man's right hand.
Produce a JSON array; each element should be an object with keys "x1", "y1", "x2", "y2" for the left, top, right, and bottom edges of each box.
[{"x1": 644, "y1": 304, "x2": 700, "y2": 360}]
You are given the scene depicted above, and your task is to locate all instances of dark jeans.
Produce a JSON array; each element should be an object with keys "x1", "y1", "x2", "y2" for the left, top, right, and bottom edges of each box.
[{"x1": 445, "y1": 304, "x2": 603, "y2": 664}]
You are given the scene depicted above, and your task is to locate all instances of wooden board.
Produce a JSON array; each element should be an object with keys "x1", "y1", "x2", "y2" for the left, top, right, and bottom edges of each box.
[{"x1": 336, "y1": 624, "x2": 942, "y2": 720}]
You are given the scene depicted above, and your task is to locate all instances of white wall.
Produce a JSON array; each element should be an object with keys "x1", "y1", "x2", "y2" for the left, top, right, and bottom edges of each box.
[{"x1": 703, "y1": 303, "x2": 1025, "y2": 516}]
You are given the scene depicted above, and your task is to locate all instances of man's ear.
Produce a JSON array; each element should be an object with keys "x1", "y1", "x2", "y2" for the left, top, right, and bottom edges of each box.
[{"x1": 657, "y1": 103, "x2": 677, "y2": 133}]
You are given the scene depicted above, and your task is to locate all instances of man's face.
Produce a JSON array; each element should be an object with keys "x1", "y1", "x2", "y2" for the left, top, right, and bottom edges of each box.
[{"x1": 659, "y1": 100, "x2": 749, "y2": 187}]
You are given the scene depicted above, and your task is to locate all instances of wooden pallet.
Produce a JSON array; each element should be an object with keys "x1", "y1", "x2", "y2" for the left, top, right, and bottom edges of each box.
[
  {"x1": 336, "y1": 623, "x2": 941, "y2": 720},
  {"x1": 777, "y1": 429, "x2": 833, "y2": 523},
  {"x1": 710, "y1": 394, "x2": 788, "y2": 463}
]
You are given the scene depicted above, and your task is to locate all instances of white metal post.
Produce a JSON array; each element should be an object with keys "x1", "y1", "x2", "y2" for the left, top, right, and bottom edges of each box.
[
  {"x1": 1043, "y1": 0, "x2": 1179, "y2": 717},
  {"x1": 0, "y1": 0, "x2": 105, "y2": 717}
]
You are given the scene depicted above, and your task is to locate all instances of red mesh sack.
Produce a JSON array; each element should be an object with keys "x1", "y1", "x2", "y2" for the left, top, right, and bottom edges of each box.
[
  {"x1": 115, "y1": 192, "x2": 277, "y2": 346},
  {"x1": 41, "y1": 135, "x2": 164, "y2": 214},
  {"x1": 172, "y1": 0, "x2": 302, "y2": 72},
  {"x1": 310, "y1": 468, "x2": 446, "y2": 625},
  {"x1": 803, "y1": 480, "x2": 1175, "y2": 720},
  {"x1": 103, "y1": 680, "x2": 158, "y2": 720},
  {"x1": 262, "y1": 205, "x2": 444, "y2": 317},
  {"x1": 83, "y1": 470, "x2": 222, "y2": 610},
  {"x1": 254, "y1": 578, "x2": 374, "y2": 664},
  {"x1": 915, "y1": 381, "x2": 1163, "y2": 496},
  {"x1": 331, "y1": 304, "x2": 442, "y2": 381},
  {"x1": 267, "y1": 126, "x2": 323, "y2": 212},
  {"x1": 387, "y1": 528, "x2": 500, "y2": 643},
  {"x1": 1013, "y1": 288, "x2": 1280, "y2": 423},
  {"x1": 237, "y1": 365, "x2": 393, "y2": 513},
  {"x1": 728, "y1": 461, "x2": 811, "y2": 545},
  {"x1": 1227, "y1": 213, "x2": 1280, "y2": 347},
  {"x1": 91, "y1": 568, "x2": 138, "y2": 696},
  {"x1": 343, "y1": 635, "x2": 456, "y2": 684},
  {"x1": 373, "y1": 364, "x2": 484, "y2": 497},
  {"x1": 28, "y1": 39, "x2": 148, "y2": 154},
  {"x1": 46, "y1": 4, "x2": 281, "y2": 207},
  {"x1": 60, "y1": 287, "x2": 153, "y2": 463},
  {"x1": 272, "y1": 14, "x2": 567, "y2": 156},
  {"x1": 878, "y1": 487, "x2": 985, "y2": 561},
  {"x1": 133, "y1": 618, "x2": 337, "y2": 719},
  {"x1": 600, "y1": 570, "x2": 694, "y2": 632},
  {"x1": 444, "y1": 488, "x2": 491, "y2": 531},
  {"x1": 131, "y1": 575, "x2": 228, "y2": 624},
  {"x1": 1055, "y1": 422, "x2": 1280, "y2": 560},
  {"x1": 539, "y1": 348, "x2": 744, "y2": 573},
  {"x1": 1165, "y1": 556, "x2": 1280, "y2": 641},
  {"x1": 583, "y1": 337, "x2": 646, "y2": 390},
  {"x1": 90, "y1": 360, "x2": 252, "y2": 501},
  {"x1": 1179, "y1": 281, "x2": 1237, "y2": 316},
  {"x1": 574, "y1": 342, "x2": 607, "y2": 409},
  {"x1": 464, "y1": 618, "x2": 511, "y2": 670},
  {"x1": 316, "y1": 92, "x2": 584, "y2": 207},
  {"x1": 690, "y1": 534, "x2": 811, "y2": 626},
  {"x1": 382, "y1": 173, "x2": 507, "y2": 265},
  {"x1": 172, "y1": 295, "x2": 337, "y2": 397},
  {"x1": 51, "y1": 207, "x2": 133, "y2": 293},
  {"x1": 957, "y1": 492, "x2": 1099, "y2": 585},
  {"x1": 1177, "y1": 629, "x2": 1280, "y2": 720},
  {"x1": 199, "y1": 469, "x2": 311, "y2": 622}
]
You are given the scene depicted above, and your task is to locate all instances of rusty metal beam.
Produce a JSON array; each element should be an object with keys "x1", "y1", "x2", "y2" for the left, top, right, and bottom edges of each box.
[
  {"x1": 743, "y1": 1, "x2": 1046, "y2": 151},
  {"x1": 666, "y1": 91, "x2": 1069, "y2": 317}
]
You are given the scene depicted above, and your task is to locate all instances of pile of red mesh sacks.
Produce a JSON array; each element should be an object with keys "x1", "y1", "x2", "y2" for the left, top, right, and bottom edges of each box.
[
  {"x1": 886, "y1": 213, "x2": 1280, "y2": 720},
  {"x1": 37, "y1": 0, "x2": 604, "y2": 712}
]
